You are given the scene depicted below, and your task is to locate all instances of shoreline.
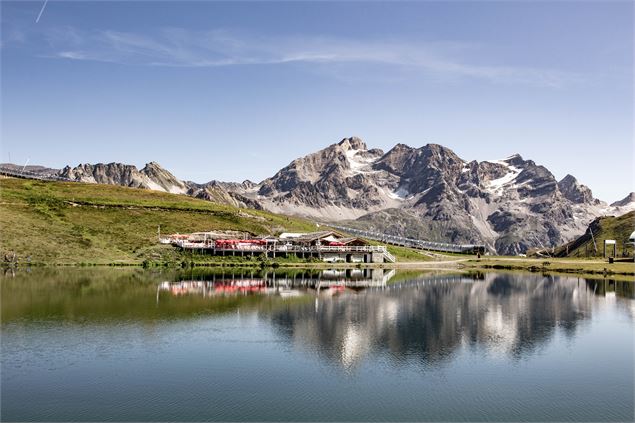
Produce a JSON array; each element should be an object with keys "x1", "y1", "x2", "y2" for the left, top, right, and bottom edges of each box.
[{"x1": 3, "y1": 256, "x2": 633, "y2": 281}]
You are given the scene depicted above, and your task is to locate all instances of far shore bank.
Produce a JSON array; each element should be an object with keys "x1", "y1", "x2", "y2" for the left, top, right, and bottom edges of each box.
[{"x1": 3, "y1": 256, "x2": 633, "y2": 281}]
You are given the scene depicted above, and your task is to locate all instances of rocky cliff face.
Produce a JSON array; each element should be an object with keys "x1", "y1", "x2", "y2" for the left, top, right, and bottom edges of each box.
[
  {"x1": 58, "y1": 162, "x2": 187, "y2": 194},
  {"x1": 228, "y1": 137, "x2": 620, "y2": 254},
  {"x1": 557, "y1": 174, "x2": 597, "y2": 204},
  {"x1": 255, "y1": 137, "x2": 394, "y2": 219},
  {"x1": 187, "y1": 180, "x2": 263, "y2": 210}
]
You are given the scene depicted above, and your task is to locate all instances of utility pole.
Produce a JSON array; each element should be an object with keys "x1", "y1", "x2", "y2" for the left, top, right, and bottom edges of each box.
[
  {"x1": 589, "y1": 226, "x2": 598, "y2": 256},
  {"x1": 21, "y1": 158, "x2": 30, "y2": 174}
]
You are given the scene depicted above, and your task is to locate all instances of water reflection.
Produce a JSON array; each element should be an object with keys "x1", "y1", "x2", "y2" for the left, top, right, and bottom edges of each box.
[
  {"x1": 158, "y1": 268, "x2": 397, "y2": 300},
  {"x1": 263, "y1": 273, "x2": 629, "y2": 368},
  {"x1": 2, "y1": 268, "x2": 633, "y2": 422},
  {"x1": 2, "y1": 268, "x2": 633, "y2": 366}
]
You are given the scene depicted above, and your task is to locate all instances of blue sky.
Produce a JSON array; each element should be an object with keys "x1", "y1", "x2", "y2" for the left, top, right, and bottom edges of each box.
[{"x1": 1, "y1": 1, "x2": 633, "y2": 201}]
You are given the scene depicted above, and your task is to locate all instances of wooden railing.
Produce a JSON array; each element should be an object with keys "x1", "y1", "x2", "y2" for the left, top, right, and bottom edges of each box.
[
  {"x1": 0, "y1": 166, "x2": 72, "y2": 182},
  {"x1": 169, "y1": 240, "x2": 396, "y2": 262},
  {"x1": 330, "y1": 224, "x2": 485, "y2": 255}
]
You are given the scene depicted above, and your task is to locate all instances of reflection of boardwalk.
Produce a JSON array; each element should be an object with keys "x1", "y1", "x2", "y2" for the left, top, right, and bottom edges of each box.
[{"x1": 156, "y1": 272, "x2": 482, "y2": 301}]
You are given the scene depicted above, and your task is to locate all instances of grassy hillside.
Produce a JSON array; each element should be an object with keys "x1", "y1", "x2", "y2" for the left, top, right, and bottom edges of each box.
[
  {"x1": 552, "y1": 211, "x2": 635, "y2": 258},
  {"x1": 0, "y1": 177, "x2": 318, "y2": 264},
  {"x1": 0, "y1": 177, "x2": 430, "y2": 265}
]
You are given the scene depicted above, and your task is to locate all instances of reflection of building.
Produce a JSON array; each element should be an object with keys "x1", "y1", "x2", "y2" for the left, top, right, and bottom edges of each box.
[
  {"x1": 160, "y1": 230, "x2": 395, "y2": 263},
  {"x1": 158, "y1": 269, "x2": 397, "y2": 299},
  {"x1": 159, "y1": 280, "x2": 268, "y2": 297}
]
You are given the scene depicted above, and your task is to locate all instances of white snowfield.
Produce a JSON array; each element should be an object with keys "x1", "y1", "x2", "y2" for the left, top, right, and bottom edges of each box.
[
  {"x1": 145, "y1": 178, "x2": 187, "y2": 195},
  {"x1": 345, "y1": 148, "x2": 378, "y2": 175},
  {"x1": 482, "y1": 159, "x2": 523, "y2": 195}
]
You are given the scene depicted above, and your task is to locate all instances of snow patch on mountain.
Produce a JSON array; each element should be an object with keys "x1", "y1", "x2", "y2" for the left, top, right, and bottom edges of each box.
[
  {"x1": 345, "y1": 149, "x2": 378, "y2": 175},
  {"x1": 484, "y1": 161, "x2": 522, "y2": 194}
]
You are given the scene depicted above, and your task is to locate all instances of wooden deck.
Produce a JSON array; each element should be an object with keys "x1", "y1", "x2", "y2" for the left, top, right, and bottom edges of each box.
[{"x1": 168, "y1": 240, "x2": 396, "y2": 263}]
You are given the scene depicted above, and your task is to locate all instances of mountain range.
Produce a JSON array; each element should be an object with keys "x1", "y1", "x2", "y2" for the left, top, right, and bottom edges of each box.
[{"x1": 3, "y1": 137, "x2": 633, "y2": 254}]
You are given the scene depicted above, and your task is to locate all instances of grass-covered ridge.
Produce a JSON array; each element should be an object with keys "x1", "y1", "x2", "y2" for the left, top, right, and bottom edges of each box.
[
  {"x1": 0, "y1": 177, "x2": 318, "y2": 264},
  {"x1": 0, "y1": 177, "x2": 431, "y2": 265},
  {"x1": 553, "y1": 211, "x2": 634, "y2": 258}
]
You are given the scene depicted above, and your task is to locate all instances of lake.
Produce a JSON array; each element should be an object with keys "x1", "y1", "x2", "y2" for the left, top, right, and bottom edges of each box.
[{"x1": 1, "y1": 267, "x2": 633, "y2": 421}]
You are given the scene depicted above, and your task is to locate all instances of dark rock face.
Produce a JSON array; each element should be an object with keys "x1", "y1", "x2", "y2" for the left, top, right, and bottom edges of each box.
[
  {"x1": 558, "y1": 174, "x2": 595, "y2": 204},
  {"x1": 487, "y1": 211, "x2": 521, "y2": 233},
  {"x1": 611, "y1": 192, "x2": 635, "y2": 207}
]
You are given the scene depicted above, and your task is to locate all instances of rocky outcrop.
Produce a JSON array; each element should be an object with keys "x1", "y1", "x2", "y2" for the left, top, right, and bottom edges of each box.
[
  {"x1": 558, "y1": 174, "x2": 596, "y2": 204},
  {"x1": 611, "y1": 192, "x2": 635, "y2": 208},
  {"x1": 139, "y1": 162, "x2": 188, "y2": 193},
  {"x1": 187, "y1": 181, "x2": 264, "y2": 210},
  {"x1": 58, "y1": 162, "x2": 187, "y2": 194}
]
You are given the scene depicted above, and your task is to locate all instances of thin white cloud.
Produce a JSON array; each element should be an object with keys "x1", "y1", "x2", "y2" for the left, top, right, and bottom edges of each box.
[{"x1": 38, "y1": 27, "x2": 580, "y2": 87}]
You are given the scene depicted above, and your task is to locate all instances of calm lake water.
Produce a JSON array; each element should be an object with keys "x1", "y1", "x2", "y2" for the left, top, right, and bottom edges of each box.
[{"x1": 1, "y1": 267, "x2": 634, "y2": 422}]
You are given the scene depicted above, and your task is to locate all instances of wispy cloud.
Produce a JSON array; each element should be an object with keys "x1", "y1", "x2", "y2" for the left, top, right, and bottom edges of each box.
[{"x1": 29, "y1": 27, "x2": 581, "y2": 87}]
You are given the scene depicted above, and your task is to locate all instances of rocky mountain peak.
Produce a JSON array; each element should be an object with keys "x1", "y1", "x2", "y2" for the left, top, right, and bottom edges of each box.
[
  {"x1": 337, "y1": 137, "x2": 367, "y2": 151},
  {"x1": 419, "y1": 143, "x2": 464, "y2": 166},
  {"x1": 140, "y1": 162, "x2": 187, "y2": 194},
  {"x1": 557, "y1": 174, "x2": 595, "y2": 204},
  {"x1": 611, "y1": 192, "x2": 635, "y2": 207},
  {"x1": 422, "y1": 143, "x2": 453, "y2": 153},
  {"x1": 143, "y1": 161, "x2": 163, "y2": 170},
  {"x1": 502, "y1": 153, "x2": 526, "y2": 167},
  {"x1": 374, "y1": 143, "x2": 416, "y2": 174}
]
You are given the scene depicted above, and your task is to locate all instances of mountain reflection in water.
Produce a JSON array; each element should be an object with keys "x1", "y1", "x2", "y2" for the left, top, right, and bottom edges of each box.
[{"x1": 264, "y1": 273, "x2": 631, "y2": 368}]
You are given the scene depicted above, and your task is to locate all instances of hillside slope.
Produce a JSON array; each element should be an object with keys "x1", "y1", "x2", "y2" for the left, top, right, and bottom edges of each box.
[
  {"x1": 0, "y1": 177, "x2": 317, "y2": 264},
  {"x1": 552, "y1": 211, "x2": 635, "y2": 258}
]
